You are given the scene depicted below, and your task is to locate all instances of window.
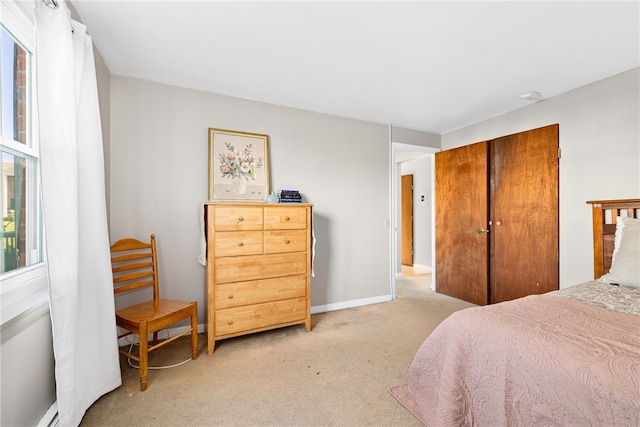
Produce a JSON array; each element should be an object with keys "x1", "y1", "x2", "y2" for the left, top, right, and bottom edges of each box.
[
  {"x1": 1, "y1": 16, "x2": 42, "y2": 275},
  {"x1": 1, "y1": 0, "x2": 47, "y2": 324}
]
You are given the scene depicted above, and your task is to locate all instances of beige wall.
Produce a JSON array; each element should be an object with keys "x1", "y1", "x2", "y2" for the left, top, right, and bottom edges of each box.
[
  {"x1": 442, "y1": 68, "x2": 640, "y2": 289},
  {"x1": 1, "y1": 304, "x2": 56, "y2": 426},
  {"x1": 392, "y1": 126, "x2": 440, "y2": 147},
  {"x1": 108, "y1": 76, "x2": 411, "y2": 320}
]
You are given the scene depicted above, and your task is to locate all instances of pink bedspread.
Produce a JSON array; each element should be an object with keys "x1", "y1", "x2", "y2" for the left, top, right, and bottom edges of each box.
[{"x1": 390, "y1": 294, "x2": 640, "y2": 426}]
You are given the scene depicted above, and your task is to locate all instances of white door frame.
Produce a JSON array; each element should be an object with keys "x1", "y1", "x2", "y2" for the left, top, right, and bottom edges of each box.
[{"x1": 389, "y1": 142, "x2": 439, "y2": 299}]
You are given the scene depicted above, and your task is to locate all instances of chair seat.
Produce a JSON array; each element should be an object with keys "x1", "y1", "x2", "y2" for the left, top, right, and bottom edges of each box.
[{"x1": 116, "y1": 299, "x2": 194, "y2": 332}]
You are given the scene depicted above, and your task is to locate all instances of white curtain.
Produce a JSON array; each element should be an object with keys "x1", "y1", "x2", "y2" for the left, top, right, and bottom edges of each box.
[{"x1": 35, "y1": 2, "x2": 121, "y2": 426}]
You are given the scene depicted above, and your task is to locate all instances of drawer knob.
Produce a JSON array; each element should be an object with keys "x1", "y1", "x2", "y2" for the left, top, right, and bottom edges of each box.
[
  {"x1": 238, "y1": 242, "x2": 244, "y2": 247},
  {"x1": 284, "y1": 239, "x2": 290, "y2": 244},
  {"x1": 238, "y1": 216, "x2": 244, "y2": 222},
  {"x1": 284, "y1": 216, "x2": 290, "y2": 221},
  {"x1": 227, "y1": 320, "x2": 233, "y2": 325},
  {"x1": 228, "y1": 294, "x2": 234, "y2": 299}
]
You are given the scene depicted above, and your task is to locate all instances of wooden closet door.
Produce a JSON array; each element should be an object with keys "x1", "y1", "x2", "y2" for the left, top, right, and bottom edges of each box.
[
  {"x1": 489, "y1": 124, "x2": 559, "y2": 303},
  {"x1": 435, "y1": 142, "x2": 489, "y2": 306}
]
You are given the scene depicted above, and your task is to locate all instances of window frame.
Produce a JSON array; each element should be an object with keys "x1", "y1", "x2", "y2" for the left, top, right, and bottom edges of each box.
[{"x1": 1, "y1": 0, "x2": 48, "y2": 327}]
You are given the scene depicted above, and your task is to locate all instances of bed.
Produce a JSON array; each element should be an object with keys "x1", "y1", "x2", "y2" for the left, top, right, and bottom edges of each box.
[{"x1": 390, "y1": 199, "x2": 640, "y2": 426}]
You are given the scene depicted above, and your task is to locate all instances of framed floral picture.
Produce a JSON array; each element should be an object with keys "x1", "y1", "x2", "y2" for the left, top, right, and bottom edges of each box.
[{"x1": 208, "y1": 128, "x2": 269, "y2": 201}]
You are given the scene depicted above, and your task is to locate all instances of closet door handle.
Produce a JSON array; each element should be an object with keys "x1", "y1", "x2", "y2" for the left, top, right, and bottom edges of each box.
[{"x1": 475, "y1": 228, "x2": 486, "y2": 234}]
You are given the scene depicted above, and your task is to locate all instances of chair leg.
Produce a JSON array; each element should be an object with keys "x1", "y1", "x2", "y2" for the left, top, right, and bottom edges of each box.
[
  {"x1": 191, "y1": 302, "x2": 198, "y2": 360},
  {"x1": 139, "y1": 322, "x2": 149, "y2": 391}
]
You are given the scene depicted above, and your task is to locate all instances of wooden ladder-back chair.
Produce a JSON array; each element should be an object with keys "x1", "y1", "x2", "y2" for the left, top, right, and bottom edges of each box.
[{"x1": 110, "y1": 234, "x2": 198, "y2": 391}]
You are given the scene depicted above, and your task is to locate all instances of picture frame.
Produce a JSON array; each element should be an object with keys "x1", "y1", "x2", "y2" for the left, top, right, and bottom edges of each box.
[{"x1": 208, "y1": 128, "x2": 269, "y2": 201}]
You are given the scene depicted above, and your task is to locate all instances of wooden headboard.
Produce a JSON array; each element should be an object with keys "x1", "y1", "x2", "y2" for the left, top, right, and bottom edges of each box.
[{"x1": 587, "y1": 198, "x2": 640, "y2": 279}]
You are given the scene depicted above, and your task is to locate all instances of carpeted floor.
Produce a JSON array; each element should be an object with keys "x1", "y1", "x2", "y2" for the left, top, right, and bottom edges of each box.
[{"x1": 80, "y1": 273, "x2": 475, "y2": 426}]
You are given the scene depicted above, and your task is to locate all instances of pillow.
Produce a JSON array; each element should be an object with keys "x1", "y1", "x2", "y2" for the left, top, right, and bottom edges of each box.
[
  {"x1": 599, "y1": 216, "x2": 640, "y2": 288},
  {"x1": 612, "y1": 216, "x2": 625, "y2": 262},
  {"x1": 611, "y1": 216, "x2": 637, "y2": 262}
]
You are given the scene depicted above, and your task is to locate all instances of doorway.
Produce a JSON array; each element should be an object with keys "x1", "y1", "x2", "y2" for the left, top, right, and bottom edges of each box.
[{"x1": 390, "y1": 143, "x2": 439, "y2": 300}]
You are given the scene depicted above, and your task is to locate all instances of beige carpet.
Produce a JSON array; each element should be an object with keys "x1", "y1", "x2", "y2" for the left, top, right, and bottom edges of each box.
[{"x1": 81, "y1": 274, "x2": 475, "y2": 426}]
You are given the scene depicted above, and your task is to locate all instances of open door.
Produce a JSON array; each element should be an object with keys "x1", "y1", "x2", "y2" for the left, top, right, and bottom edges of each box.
[
  {"x1": 435, "y1": 142, "x2": 489, "y2": 305},
  {"x1": 401, "y1": 174, "x2": 413, "y2": 266},
  {"x1": 489, "y1": 125, "x2": 559, "y2": 302}
]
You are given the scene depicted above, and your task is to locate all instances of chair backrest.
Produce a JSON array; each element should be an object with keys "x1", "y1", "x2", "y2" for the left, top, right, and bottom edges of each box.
[{"x1": 110, "y1": 234, "x2": 159, "y2": 301}]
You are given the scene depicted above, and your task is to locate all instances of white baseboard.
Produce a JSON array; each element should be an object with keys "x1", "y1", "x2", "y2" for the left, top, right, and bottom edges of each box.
[
  {"x1": 412, "y1": 264, "x2": 431, "y2": 273},
  {"x1": 310, "y1": 294, "x2": 392, "y2": 314},
  {"x1": 37, "y1": 402, "x2": 58, "y2": 427},
  {"x1": 395, "y1": 265, "x2": 432, "y2": 278}
]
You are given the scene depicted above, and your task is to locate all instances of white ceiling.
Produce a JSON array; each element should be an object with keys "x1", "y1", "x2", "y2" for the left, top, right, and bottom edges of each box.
[{"x1": 70, "y1": 1, "x2": 639, "y2": 134}]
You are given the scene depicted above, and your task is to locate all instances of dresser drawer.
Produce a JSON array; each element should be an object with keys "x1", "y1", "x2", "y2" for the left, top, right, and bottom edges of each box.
[
  {"x1": 214, "y1": 206, "x2": 263, "y2": 231},
  {"x1": 214, "y1": 253, "x2": 307, "y2": 284},
  {"x1": 215, "y1": 297, "x2": 307, "y2": 336},
  {"x1": 215, "y1": 275, "x2": 307, "y2": 309},
  {"x1": 264, "y1": 230, "x2": 307, "y2": 254},
  {"x1": 264, "y1": 206, "x2": 307, "y2": 230},
  {"x1": 214, "y1": 231, "x2": 263, "y2": 257}
]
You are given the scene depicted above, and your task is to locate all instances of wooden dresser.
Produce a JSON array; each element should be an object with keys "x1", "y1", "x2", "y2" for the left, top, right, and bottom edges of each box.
[{"x1": 205, "y1": 202, "x2": 313, "y2": 354}]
